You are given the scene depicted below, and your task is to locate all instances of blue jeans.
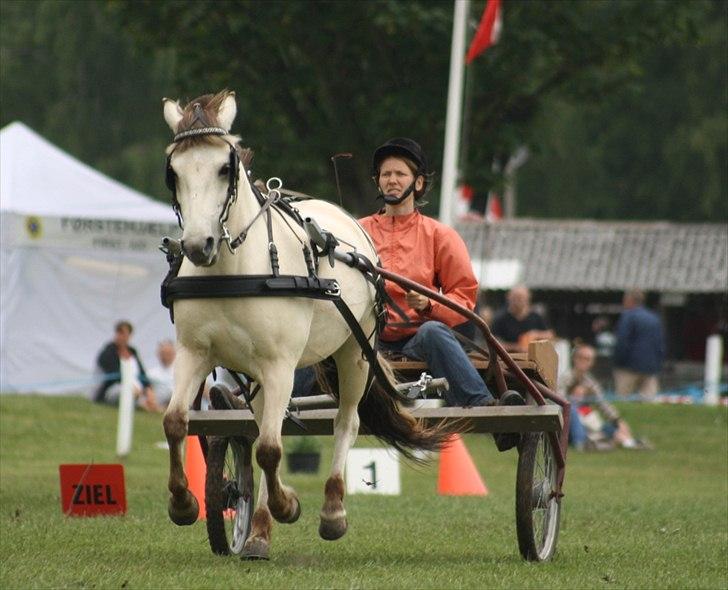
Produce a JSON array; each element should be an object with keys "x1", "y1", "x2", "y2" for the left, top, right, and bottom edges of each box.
[
  {"x1": 568, "y1": 404, "x2": 587, "y2": 448},
  {"x1": 292, "y1": 321, "x2": 495, "y2": 406},
  {"x1": 292, "y1": 365, "x2": 317, "y2": 398},
  {"x1": 380, "y1": 321, "x2": 495, "y2": 407}
]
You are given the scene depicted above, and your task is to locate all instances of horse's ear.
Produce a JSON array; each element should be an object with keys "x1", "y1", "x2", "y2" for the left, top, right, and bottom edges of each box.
[
  {"x1": 217, "y1": 91, "x2": 237, "y2": 132},
  {"x1": 163, "y1": 98, "x2": 184, "y2": 133}
]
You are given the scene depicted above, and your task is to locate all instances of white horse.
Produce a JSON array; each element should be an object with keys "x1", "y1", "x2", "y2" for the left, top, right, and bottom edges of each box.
[{"x1": 161, "y1": 90, "x2": 447, "y2": 559}]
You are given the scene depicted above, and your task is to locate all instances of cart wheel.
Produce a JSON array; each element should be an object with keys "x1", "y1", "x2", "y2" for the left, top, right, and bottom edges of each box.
[
  {"x1": 205, "y1": 436, "x2": 254, "y2": 556},
  {"x1": 515, "y1": 431, "x2": 561, "y2": 561}
]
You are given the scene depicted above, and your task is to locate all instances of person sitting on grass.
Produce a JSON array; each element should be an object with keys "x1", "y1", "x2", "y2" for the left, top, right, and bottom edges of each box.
[
  {"x1": 146, "y1": 339, "x2": 176, "y2": 409},
  {"x1": 93, "y1": 320, "x2": 161, "y2": 412},
  {"x1": 559, "y1": 344, "x2": 652, "y2": 451}
]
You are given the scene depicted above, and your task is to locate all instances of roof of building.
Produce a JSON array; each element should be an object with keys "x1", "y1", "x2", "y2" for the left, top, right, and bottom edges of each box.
[{"x1": 457, "y1": 219, "x2": 728, "y2": 293}]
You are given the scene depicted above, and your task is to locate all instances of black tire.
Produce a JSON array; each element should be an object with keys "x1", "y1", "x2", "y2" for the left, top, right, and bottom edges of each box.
[
  {"x1": 205, "y1": 436, "x2": 254, "y2": 556},
  {"x1": 515, "y1": 431, "x2": 561, "y2": 561}
]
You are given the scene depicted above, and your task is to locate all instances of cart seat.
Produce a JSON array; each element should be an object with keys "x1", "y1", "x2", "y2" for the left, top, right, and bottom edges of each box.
[{"x1": 382, "y1": 340, "x2": 558, "y2": 391}]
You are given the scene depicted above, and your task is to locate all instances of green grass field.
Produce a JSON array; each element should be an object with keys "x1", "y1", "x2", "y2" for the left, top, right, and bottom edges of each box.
[{"x1": 1, "y1": 395, "x2": 726, "y2": 589}]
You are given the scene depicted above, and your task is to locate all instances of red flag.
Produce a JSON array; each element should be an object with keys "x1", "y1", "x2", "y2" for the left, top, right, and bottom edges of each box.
[
  {"x1": 466, "y1": 0, "x2": 502, "y2": 64},
  {"x1": 486, "y1": 193, "x2": 503, "y2": 222}
]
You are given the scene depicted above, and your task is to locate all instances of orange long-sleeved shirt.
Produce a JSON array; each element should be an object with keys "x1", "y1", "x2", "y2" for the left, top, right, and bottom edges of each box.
[{"x1": 358, "y1": 210, "x2": 478, "y2": 342}]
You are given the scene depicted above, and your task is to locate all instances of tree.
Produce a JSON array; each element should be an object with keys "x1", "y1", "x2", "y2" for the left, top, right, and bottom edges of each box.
[
  {"x1": 515, "y1": 0, "x2": 727, "y2": 221},
  {"x1": 115, "y1": 0, "x2": 714, "y2": 218},
  {"x1": 0, "y1": 0, "x2": 177, "y2": 199},
  {"x1": 2, "y1": 1, "x2": 722, "y2": 221}
]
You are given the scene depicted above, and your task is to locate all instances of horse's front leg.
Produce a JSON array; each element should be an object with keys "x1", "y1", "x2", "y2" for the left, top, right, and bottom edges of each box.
[
  {"x1": 241, "y1": 393, "x2": 273, "y2": 560},
  {"x1": 163, "y1": 347, "x2": 211, "y2": 526},
  {"x1": 320, "y1": 336, "x2": 369, "y2": 540},
  {"x1": 255, "y1": 363, "x2": 301, "y2": 524}
]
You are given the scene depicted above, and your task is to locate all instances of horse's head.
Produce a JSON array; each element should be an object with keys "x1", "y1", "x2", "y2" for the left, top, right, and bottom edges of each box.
[{"x1": 163, "y1": 90, "x2": 241, "y2": 267}]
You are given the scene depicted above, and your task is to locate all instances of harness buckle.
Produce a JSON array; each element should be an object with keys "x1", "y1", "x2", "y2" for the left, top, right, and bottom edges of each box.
[
  {"x1": 325, "y1": 281, "x2": 341, "y2": 298},
  {"x1": 221, "y1": 223, "x2": 237, "y2": 254}
]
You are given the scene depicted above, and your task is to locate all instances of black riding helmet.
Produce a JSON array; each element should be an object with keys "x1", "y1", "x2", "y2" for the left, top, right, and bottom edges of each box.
[{"x1": 371, "y1": 138, "x2": 429, "y2": 201}]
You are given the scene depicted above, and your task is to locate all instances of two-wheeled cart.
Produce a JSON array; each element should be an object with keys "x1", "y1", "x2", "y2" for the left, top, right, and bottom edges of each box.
[{"x1": 187, "y1": 267, "x2": 569, "y2": 562}]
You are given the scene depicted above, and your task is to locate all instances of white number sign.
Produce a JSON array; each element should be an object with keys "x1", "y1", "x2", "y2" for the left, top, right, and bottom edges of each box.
[{"x1": 345, "y1": 448, "x2": 401, "y2": 496}]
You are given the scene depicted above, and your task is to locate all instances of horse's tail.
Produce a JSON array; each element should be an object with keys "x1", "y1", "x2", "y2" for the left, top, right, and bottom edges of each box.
[{"x1": 357, "y1": 353, "x2": 459, "y2": 462}]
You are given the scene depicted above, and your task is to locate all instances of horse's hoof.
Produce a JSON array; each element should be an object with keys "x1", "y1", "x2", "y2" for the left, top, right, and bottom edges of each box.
[
  {"x1": 168, "y1": 492, "x2": 199, "y2": 526},
  {"x1": 276, "y1": 496, "x2": 301, "y2": 524},
  {"x1": 242, "y1": 537, "x2": 270, "y2": 560},
  {"x1": 319, "y1": 515, "x2": 348, "y2": 541}
]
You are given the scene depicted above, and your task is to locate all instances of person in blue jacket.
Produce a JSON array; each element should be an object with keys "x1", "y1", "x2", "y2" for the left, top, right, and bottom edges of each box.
[{"x1": 613, "y1": 290, "x2": 665, "y2": 401}]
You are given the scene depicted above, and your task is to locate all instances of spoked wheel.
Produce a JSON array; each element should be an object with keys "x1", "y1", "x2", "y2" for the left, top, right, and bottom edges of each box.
[
  {"x1": 516, "y1": 431, "x2": 561, "y2": 561},
  {"x1": 205, "y1": 436, "x2": 254, "y2": 556}
]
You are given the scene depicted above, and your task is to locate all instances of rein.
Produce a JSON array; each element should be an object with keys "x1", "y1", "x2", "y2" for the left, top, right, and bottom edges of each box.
[{"x1": 227, "y1": 178, "x2": 280, "y2": 252}]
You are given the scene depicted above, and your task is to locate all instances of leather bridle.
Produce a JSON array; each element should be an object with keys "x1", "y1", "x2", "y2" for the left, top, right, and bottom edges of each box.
[{"x1": 165, "y1": 126, "x2": 240, "y2": 234}]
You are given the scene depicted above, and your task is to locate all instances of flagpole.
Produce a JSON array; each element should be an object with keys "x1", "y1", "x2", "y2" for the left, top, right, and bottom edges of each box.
[{"x1": 439, "y1": 0, "x2": 470, "y2": 227}]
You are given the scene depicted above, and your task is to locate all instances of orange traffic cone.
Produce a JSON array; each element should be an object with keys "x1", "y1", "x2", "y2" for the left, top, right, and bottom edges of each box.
[
  {"x1": 184, "y1": 435, "x2": 206, "y2": 520},
  {"x1": 437, "y1": 434, "x2": 489, "y2": 496}
]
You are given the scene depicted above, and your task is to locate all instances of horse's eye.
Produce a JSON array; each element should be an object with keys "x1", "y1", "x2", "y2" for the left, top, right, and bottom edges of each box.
[{"x1": 219, "y1": 164, "x2": 230, "y2": 176}]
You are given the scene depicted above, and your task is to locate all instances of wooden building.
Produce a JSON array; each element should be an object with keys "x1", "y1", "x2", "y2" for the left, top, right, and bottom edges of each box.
[{"x1": 457, "y1": 219, "x2": 728, "y2": 364}]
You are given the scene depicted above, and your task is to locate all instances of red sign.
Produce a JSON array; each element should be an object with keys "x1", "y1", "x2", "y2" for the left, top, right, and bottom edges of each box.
[{"x1": 59, "y1": 464, "x2": 127, "y2": 516}]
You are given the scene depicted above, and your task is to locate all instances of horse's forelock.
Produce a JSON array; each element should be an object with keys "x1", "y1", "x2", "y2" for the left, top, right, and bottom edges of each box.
[
  {"x1": 178, "y1": 91, "x2": 229, "y2": 131},
  {"x1": 165, "y1": 90, "x2": 252, "y2": 163}
]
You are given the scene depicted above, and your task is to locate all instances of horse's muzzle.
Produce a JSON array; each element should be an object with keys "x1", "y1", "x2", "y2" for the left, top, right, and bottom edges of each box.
[{"x1": 181, "y1": 236, "x2": 217, "y2": 266}]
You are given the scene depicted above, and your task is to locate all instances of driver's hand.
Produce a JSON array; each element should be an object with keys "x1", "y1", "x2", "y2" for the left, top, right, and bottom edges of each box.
[{"x1": 406, "y1": 290, "x2": 431, "y2": 312}]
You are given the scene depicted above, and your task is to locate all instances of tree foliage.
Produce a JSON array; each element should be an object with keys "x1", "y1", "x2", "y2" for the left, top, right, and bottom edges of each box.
[
  {"x1": 516, "y1": 0, "x2": 727, "y2": 221},
  {"x1": 0, "y1": 0, "x2": 177, "y2": 200},
  {"x1": 1, "y1": 0, "x2": 724, "y2": 221}
]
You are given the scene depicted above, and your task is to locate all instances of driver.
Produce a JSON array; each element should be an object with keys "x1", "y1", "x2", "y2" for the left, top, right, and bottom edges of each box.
[{"x1": 359, "y1": 138, "x2": 524, "y2": 450}]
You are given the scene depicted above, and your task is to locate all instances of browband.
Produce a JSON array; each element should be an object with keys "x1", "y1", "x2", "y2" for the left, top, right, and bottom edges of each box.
[{"x1": 173, "y1": 127, "x2": 228, "y2": 142}]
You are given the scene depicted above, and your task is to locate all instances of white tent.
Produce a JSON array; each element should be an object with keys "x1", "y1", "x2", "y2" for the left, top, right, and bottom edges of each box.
[{"x1": 0, "y1": 122, "x2": 180, "y2": 394}]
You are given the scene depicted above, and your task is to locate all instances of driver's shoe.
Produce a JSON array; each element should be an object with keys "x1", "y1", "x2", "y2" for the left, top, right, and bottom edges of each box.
[{"x1": 494, "y1": 390, "x2": 525, "y2": 452}]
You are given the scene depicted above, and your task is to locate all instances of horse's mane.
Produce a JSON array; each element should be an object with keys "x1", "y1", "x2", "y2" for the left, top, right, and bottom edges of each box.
[{"x1": 167, "y1": 89, "x2": 253, "y2": 168}]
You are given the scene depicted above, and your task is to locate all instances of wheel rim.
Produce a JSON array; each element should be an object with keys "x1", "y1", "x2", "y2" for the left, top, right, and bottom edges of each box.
[
  {"x1": 531, "y1": 433, "x2": 560, "y2": 559},
  {"x1": 224, "y1": 439, "x2": 253, "y2": 555}
]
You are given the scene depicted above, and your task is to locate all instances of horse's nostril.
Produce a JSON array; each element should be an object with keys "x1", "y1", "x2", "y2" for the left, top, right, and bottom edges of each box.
[{"x1": 203, "y1": 237, "x2": 214, "y2": 256}]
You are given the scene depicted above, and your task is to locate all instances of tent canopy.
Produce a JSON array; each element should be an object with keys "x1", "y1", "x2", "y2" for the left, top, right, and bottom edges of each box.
[
  {"x1": 0, "y1": 121, "x2": 174, "y2": 221},
  {"x1": 1, "y1": 122, "x2": 179, "y2": 394}
]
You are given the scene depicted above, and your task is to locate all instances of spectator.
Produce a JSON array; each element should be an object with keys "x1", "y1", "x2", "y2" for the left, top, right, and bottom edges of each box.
[
  {"x1": 478, "y1": 303, "x2": 494, "y2": 328},
  {"x1": 613, "y1": 289, "x2": 665, "y2": 401},
  {"x1": 93, "y1": 320, "x2": 160, "y2": 412},
  {"x1": 471, "y1": 303, "x2": 495, "y2": 350},
  {"x1": 560, "y1": 344, "x2": 652, "y2": 451},
  {"x1": 147, "y1": 340, "x2": 176, "y2": 409},
  {"x1": 591, "y1": 316, "x2": 616, "y2": 358},
  {"x1": 491, "y1": 285, "x2": 555, "y2": 352}
]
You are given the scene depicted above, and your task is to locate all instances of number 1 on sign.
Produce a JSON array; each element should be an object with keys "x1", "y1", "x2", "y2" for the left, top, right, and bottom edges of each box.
[
  {"x1": 364, "y1": 461, "x2": 377, "y2": 488},
  {"x1": 346, "y1": 448, "x2": 400, "y2": 495}
]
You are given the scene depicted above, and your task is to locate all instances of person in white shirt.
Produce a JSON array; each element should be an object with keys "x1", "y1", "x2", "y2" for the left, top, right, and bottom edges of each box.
[{"x1": 147, "y1": 340, "x2": 176, "y2": 409}]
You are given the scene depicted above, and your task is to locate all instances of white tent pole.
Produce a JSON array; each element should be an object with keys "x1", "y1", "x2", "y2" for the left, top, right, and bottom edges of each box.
[
  {"x1": 116, "y1": 358, "x2": 136, "y2": 457},
  {"x1": 439, "y1": 0, "x2": 470, "y2": 227}
]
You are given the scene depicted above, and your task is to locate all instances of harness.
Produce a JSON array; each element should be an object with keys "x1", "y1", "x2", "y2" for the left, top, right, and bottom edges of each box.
[{"x1": 161, "y1": 126, "x2": 409, "y2": 412}]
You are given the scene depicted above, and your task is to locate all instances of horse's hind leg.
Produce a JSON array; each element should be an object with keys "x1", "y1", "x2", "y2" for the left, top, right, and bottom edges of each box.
[
  {"x1": 319, "y1": 336, "x2": 369, "y2": 540},
  {"x1": 254, "y1": 363, "x2": 301, "y2": 524},
  {"x1": 163, "y1": 347, "x2": 210, "y2": 526}
]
